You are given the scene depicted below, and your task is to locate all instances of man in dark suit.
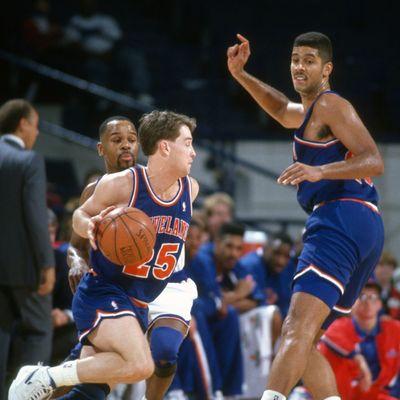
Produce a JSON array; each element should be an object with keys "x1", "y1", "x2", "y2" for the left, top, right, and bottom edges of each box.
[{"x1": 0, "y1": 99, "x2": 55, "y2": 400}]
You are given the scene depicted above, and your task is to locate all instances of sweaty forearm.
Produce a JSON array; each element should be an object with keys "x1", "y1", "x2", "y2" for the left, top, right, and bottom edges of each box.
[
  {"x1": 233, "y1": 70, "x2": 290, "y2": 124},
  {"x1": 72, "y1": 209, "x2": 91, "y2": 239},
  {"x1": 320, "y1": 151, "x2": 384, "y2": 180}
]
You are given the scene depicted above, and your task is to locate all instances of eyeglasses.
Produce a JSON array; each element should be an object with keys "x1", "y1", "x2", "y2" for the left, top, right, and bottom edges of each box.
[{"x1": 359, "y1": 293, "x2": 380, "y2": 302}]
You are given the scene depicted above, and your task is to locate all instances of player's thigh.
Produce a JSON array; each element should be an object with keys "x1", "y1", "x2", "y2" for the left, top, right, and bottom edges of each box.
[{"x1": 88, "y1": 316, "x2": 152, "y2": 363}]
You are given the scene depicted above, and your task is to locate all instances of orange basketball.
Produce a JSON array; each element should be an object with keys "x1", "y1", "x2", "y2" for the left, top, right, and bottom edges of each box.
[{"x1": 96, "y1": 207, "x2": 156, "y2": 266}]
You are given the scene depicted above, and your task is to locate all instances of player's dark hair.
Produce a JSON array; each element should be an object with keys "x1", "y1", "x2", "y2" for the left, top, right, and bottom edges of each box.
[
  {"x1": 269, "y1": 232, "x2": 294, "y2": 248},
  {"x1": 138, "y1": 110, "x2": 196, "y2": 156},
  {"x1": 217, "y1": 222, "x2": 245, "y2": 239},
  {"x1": 0, "y1": 99, "x2": 35, "y2": 134},
  {"x1": 98, "y1": 116, "x2": 135, "y2": 139},
  {"x1": 293, "y1": 32, "x2": 333, "y2": 63}
]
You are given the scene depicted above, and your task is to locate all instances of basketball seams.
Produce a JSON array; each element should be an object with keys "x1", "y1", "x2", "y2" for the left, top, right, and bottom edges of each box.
[
  {"x1": 118, "y1": 214, "x2": 143, "y2": 261},
  {"x1": 96, "y1": 216, "x2": 115, "y2": 240},
  {"x1": 112, "y1": 220, "x2": 124, "y2": 265},
  {"x1": 96, "y1": 207, "x2": 155, "y2": 266},
  {"x1": 123, "y1": 212, "x2": 156, "y2": 242}
]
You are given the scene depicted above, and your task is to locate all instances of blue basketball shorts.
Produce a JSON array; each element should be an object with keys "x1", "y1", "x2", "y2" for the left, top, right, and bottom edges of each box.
[
  {"x1": 292, "y1": 199, "x2": 384, "y2": 328},
  {"x1": 72, "y1": 272, "x2": 149, "y2": 343}
]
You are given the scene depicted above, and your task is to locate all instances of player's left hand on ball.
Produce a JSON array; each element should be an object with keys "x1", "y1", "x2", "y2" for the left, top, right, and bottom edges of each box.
[
  {"x1": 277, "y1": 162, "x2": 323, "y2": 185},
  {"x1": 88, "y1": 206, "x2": 115, "y2": 249}
]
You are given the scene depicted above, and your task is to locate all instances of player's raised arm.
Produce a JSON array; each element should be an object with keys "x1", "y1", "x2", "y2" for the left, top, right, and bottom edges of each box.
[{"x1": 227, "y1": 33, "x2": 304, "y2": 129}]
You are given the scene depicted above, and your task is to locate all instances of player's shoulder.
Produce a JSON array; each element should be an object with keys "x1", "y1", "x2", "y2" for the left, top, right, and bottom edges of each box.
[
  {"x1": 314, "y1": 92, "x2": 353, "y2": 117},
  {"x1": 80, "y1": 181, "x2": 98, "y2": 204},
  {"x1": 93, "y1": 169, "x2": 134, "y2": 200},
  {"x1": 101, "y1": 168, "x2": 133, "y2": 185}
]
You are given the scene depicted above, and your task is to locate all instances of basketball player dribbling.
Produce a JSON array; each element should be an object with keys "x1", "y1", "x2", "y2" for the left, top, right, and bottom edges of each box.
[
  {"x1": 227, "y1": 32, "x2": 384, "y2": 400},
  {"x1": 9, "y1": 111, "x2": 199, "y2": 400},
  {"x1": 64, "y1": 116, "x2": 198, "y2": 400}
]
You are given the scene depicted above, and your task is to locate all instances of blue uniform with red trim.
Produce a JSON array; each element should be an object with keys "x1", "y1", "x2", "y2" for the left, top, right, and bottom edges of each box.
[
  {"x1": 292, "y1": 91, "x2": 384, "y2": 327},
  {"x1": 72, "y1": 165, "x2": 193, "y2": 341}
]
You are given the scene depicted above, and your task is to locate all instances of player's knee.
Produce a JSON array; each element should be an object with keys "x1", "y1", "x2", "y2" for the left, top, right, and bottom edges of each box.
[
  {"x1": 281, "y1": 315, "x2": 315, "y2": 350},
  {"x1": 150, "y1": 326, "x2": 184, "y2": 377},
  {"x1": 123, "y1": 358, "x2": 154, "y2": 383}
]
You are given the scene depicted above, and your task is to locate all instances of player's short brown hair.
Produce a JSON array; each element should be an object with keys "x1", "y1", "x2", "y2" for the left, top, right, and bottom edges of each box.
[
  {"x1": 138, "y1": 110, "x2": 196, "y2": 156},
  {"x1": 0, "y1": 99, "x2": 35, "y2": 134}
]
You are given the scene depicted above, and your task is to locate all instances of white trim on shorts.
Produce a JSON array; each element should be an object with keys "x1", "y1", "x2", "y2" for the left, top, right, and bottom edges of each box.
[
  {"x1": 79, "y1": 310, "x2": 137, "y2": 342},
  {"x1": 293, "y1": 264, "x2": 345, "y2": 295}
]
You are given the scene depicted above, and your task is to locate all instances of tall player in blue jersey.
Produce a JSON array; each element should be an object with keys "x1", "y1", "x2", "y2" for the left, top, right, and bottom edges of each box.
[
  {"x1": 9, "y1": 110, "x2": 199, "y2": 400},
  {"x1": 228, "y1": 32, "x2": 384, "y2": 400}
]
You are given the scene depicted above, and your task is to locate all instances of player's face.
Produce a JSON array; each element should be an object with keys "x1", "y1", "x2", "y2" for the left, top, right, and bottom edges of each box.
[
  {"x1": 98, "y1": 120, "x2": 139, "y2": 173},
  {"x1": 353, "y1": 288, "x2": 382, "y2": 320},
  {"x1": 168, "y1": 125, "x2": 196, "y2": 177},
  {"x1": 290, "y1": 46, "x2": 332, "y2": 95},
  {"x1": 215, "y1": 234, "x2": 243, "y2": 271}
]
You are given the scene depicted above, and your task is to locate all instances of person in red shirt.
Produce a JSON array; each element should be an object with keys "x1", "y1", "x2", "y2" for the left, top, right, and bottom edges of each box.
[{"x1": 319, "y1": 281, "x2": 400, "y2": 400}]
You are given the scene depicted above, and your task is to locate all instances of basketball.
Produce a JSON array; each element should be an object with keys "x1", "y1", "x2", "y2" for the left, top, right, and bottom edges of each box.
[{"x1": 96, "y1": 207, "x2": 156, "y2": 266}]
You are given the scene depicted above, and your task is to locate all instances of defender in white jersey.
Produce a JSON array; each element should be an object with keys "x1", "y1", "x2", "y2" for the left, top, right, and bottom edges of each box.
[{"x1": 9, "y1": 111, "x2": 199, "y2": 400}]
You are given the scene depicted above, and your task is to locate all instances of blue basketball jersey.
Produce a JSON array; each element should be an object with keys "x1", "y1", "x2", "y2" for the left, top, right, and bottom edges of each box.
[
  {"x1": 90, "y1": 165, "x2": 193, "y2": 303},
  {"x1": 293, "y1": 90, "x2": 379, "y2": 214}
]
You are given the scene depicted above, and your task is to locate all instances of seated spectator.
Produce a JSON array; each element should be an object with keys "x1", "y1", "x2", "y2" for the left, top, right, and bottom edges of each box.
[
  {"x1": 319, "y1": 281, "x2": 400, "y2": 400},
  {"x1": 202, "y1": 192, "x2": 234, "y2": 242},
  {"x1": 238, "y1": 233, "x2": 295, "y2": 318},
  {"x1": 186, "y1": 222, "x2": 246, "y2": 397},
  {"x1": 374, "y1": 251, "x2": 400, "y2": 319}
]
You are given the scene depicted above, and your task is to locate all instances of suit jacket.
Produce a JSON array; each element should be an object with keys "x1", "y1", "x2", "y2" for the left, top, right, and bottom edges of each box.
[{"x1": 0, "y1": 136, "x2": 54, "y2": 289}]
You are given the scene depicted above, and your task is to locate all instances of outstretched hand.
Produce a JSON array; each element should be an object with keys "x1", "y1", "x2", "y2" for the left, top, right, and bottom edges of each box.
[
  {"x1": 227, "y1": 33, "x2": 251, "y2": 77},
  {"x1": 87, "y1": 205, "x2": 115, "y2": 250}
]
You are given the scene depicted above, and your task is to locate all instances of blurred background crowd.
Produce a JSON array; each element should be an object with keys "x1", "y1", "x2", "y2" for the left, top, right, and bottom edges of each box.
[{"x1": 0, "y1": 0, "x2": 399, "y2": 399}]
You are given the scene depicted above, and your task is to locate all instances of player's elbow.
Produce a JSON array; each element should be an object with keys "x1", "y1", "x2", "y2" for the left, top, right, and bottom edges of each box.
[
  {"x1": 373, "y1": 154, "x2": 384, "y2": 176},
  {"x1": 375, "y1": 161, "x2": 384, "y2": 176}
]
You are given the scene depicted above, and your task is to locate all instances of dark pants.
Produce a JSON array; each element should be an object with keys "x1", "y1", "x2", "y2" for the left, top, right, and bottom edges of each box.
[{"x1": 0, "y1": 287, "x2": 52, "y2": 400}]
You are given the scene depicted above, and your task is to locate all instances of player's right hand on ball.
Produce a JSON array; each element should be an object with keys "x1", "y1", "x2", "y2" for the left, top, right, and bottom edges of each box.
[
  {"x1": 227, "y1": 33, "x2": 251, "y2": 77},
  {"x1": 88, "y1": 205, "x2": 115, "y2": 250}
]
